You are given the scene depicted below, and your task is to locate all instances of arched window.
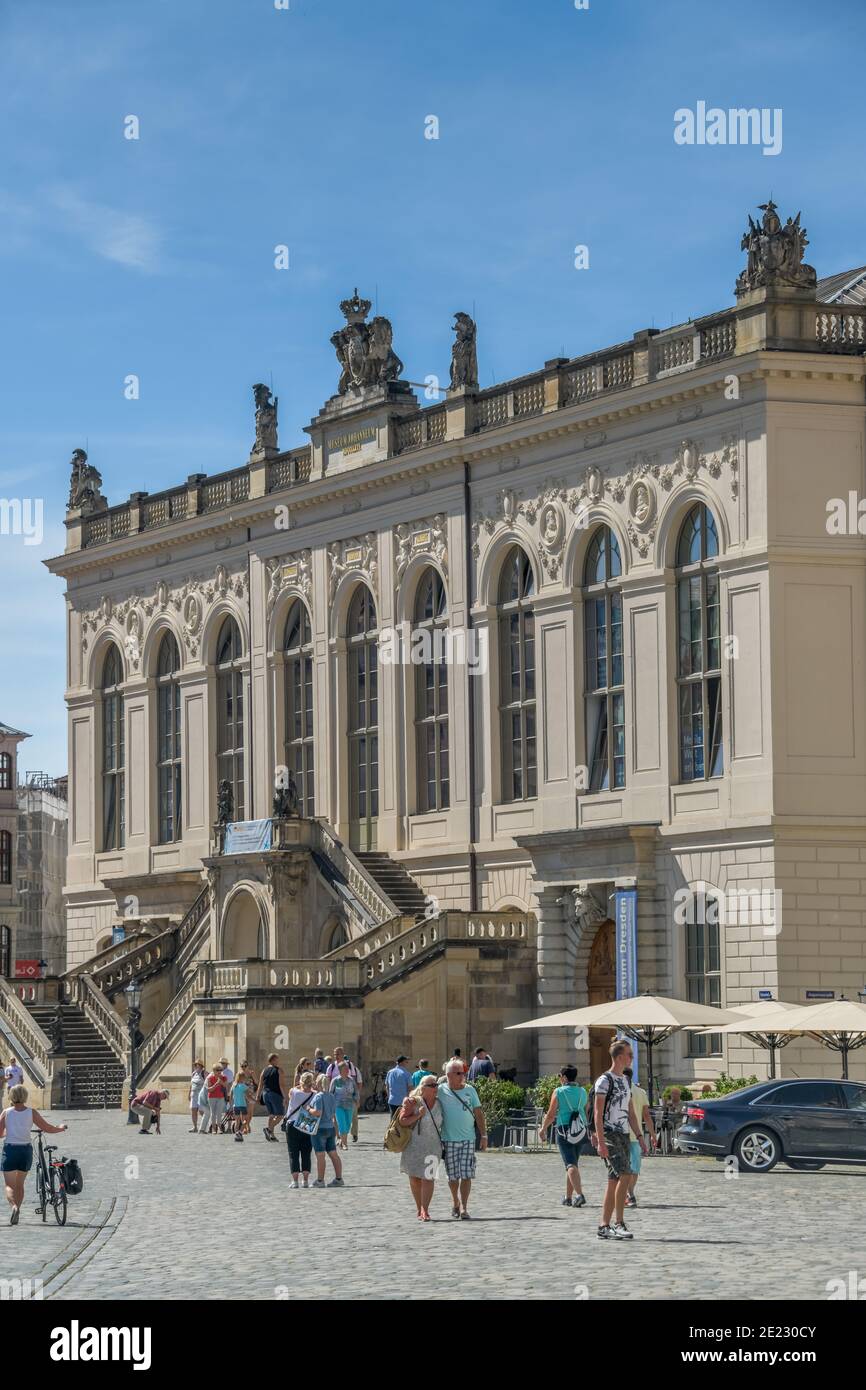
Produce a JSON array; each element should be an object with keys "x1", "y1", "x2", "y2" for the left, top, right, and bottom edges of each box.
[
  {"x1": 0, "y1": 753, "x2": 11, "y2": 790},
  {"x1": 0, "y1": 924, "x2": 9, "y2": 976},
  {"x1": 216, "y1": 617, "x2": 245, "y2": 821},
  {"x1": 414, "y1": 569, "x2": 449, "y2": 813},
  {"x1": 156, "y1": 632, "x2": 182, "y2": 844},
  {"x1": 324, "y1": 917, "x2": 350, "y2": 954},
  {"x1": 0, "y1": 832, "x2": 11, "y2": 885},
  {"x1": 499, "y1": 547, "x2": 536, "y2": 801},
  {"x1": 676, "y1": 504, "x2": 722, "y2": 781},
  {"x1": 347, "y1": 586, "x2": 378, "y2": 849},
  {"x1": 284, "y1": 600, "x2": 315, "y2": 817},
  {"x1": 683, "y1": 888, "x2": 722, "y2": 1056},
  {"x1": 101, "y1": 644, "x2": 125, "y2": 851},
  {"x1": 583, "y1": 526, "x2": 625, "y2": 791}
]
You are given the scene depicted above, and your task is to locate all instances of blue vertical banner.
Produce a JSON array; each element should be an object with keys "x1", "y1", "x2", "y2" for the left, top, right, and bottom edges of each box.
[{"x1": 615, "y1": 886, "x2": 639, "y2": 1083}]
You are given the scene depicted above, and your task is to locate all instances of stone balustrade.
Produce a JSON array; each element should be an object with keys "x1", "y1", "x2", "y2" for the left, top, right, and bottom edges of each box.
[{"x1": 78, "y1": 288, "x2": 865, "y2": 549}]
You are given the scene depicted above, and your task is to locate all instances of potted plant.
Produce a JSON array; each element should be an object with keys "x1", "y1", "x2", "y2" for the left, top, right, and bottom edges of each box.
[{"x1": 472, "y1": 1077, "x2": 526, "y2": 1147}]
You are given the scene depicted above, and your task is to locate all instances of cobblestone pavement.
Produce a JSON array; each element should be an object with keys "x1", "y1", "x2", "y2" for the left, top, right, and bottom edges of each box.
[{"x1": 1, "y1": 1110, "x2": 862, "y2": 1300}]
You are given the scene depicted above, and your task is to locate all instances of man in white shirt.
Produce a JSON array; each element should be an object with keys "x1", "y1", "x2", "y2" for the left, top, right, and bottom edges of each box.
[{"x1": 5, "y1": 1057, "x2": 23, "y2": 1088}]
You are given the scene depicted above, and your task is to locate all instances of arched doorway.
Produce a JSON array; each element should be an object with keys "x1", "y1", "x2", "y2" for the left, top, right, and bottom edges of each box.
[
  {"x1": 586, "y1": 919, "x2": 616, "y2": 1083},
  {"x1": 222, "y1": 890, "x2": 264, "y2": 959}
]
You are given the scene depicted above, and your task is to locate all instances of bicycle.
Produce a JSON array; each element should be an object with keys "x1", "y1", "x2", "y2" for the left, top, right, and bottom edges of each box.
[
  {"x1": 33, "y1": 1128, "x2": 68, "y2": 1226},
  {"x1": 363, "y1": 1072, "x2": 390, "y2": 1113}
]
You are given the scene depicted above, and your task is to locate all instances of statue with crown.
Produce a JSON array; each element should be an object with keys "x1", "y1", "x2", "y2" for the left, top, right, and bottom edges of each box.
[
  {"x1": 736, "y1": 198, "x2": 817, "y2": 297},
  {"x1": 330, "y1": 289, "x2": 406, "y2": 395}
]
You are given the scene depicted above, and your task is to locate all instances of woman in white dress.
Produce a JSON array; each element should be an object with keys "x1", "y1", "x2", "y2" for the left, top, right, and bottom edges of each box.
[{"x1": 398, "y1": 1077, "x2": 443, "y2": 1222}]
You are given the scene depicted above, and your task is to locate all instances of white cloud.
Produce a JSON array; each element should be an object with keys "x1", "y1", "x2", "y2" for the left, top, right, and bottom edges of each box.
[{"x1": 49, "y1": 185, "x2": 163, "y2": 273}]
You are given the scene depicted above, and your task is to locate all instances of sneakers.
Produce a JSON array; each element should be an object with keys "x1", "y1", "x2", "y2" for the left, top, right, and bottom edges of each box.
[
  {"x1": 327, "y1": 1177, "x2": 344, "y2": 1187},
  {"x1": 312, "y1": 1179, "x2": 325, "y2": 1188},
  {"x1": 451, "y1": 1207, "x2": 461, "y2": 1220},
  {"x1": 10, "y1": 1206, "x2": 20, "y2": 1226},
  {"x1": 234, "y1": 1133, "x2": 244, "y2": 1143},
  {"x1": 561, "y1": 1196, "x2": 573, "y2": 1207},
  {"x1": 611, "y1": 1221, "x2": 634, "y2": 1240},
  {"x1": 572, "y1": 1194, "x2": 587, "y2": 1208},
  {"x1": 597, "y1": 1225, "x2": 612, "y2": 1239},
  {"x1": 625, "y1": 1194, "x2": 636, "y2": 1208}
]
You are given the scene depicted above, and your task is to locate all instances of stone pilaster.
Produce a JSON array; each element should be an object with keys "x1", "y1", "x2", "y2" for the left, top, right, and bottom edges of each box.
[{"x1": 534, "y1": 887, "x2": 579, "y2": 1076}]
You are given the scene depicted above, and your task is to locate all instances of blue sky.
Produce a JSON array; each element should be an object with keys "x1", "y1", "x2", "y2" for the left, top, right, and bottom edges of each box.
[{"x1": 2, "y1": 0, "x2": 864, "y2": 774}]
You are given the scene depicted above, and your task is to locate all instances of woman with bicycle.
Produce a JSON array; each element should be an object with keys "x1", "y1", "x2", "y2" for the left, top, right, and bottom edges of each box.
[{"x1": 0, "y1": 1084, "x2": 68, "y2": 1225}]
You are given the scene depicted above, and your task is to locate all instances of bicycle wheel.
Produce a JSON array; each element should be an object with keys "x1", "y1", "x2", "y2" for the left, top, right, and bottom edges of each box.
[
  {"x1": 363, "y1": 1095, "x2": 377, "y2": 1113},
  {"x1": 53, "y1": 1186, "x2": 68, "y2": 1227},
  {"x1": 35, "y1": 1166, "x2": 47, "y2": 1221}
]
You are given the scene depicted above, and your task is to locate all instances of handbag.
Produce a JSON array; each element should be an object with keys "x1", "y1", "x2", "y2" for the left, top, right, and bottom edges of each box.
[
  {"x1": 292, "y1": 1102, "x2": 321, "y2": 1137},
  {"x1": 383, "y1": 1105, "x2": 414, "y2": 1154},
  {"x1": 281, "y1": 1090, "x2": 315, "y2": 1135},
  {"x1": 63, "y1": 1157, "x2": 84, "y2": 1195}
]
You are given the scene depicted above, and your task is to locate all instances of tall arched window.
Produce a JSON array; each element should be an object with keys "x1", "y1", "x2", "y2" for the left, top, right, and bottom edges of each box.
[
  {"x1": 583, "y1": 526, "x2": 625, "y2": 791},
  {"x1": 683, "y1": 887, "x2": 722, "y2": 1056},
  {"x1": 0, "y1": 831, "x2": 11, "y2": 884},
  {"x1": 676, "y1": 504, "x2": 722, "y2": 782},
  {"x1": 0, "y1": 753, "x2": 11, "y2": 790},
  {"x1": 499, "y1": 547, "x2": 536, "y2": 802},
  {"x1": 284, "y1": 600, "x2": 315, "y2": 817},
  {"x1": 216, "y1": 617, "x2": 245, "y2": 821},
  {"x1": 347, "y1": 586, "x2": 378, "y2": 850},
  {"x1": 414, "y1": 569, "x2": 449, "y2": 813},
  {"x1": 101, "y1": 644, "x2": 125, "y2": 851},
  {"x1": 156, "y1": 632, "x2": 182, "y2": 843}
]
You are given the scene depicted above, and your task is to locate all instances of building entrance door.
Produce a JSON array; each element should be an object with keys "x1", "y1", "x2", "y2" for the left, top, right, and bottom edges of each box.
[{"x1": 587, "y1": 919, "x2": 616, "y2": 1084}]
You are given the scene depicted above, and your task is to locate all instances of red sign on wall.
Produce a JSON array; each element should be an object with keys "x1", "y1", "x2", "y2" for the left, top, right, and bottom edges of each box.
[{"x1": 14, "y1": 960, "x2": 41, "y2": 979}]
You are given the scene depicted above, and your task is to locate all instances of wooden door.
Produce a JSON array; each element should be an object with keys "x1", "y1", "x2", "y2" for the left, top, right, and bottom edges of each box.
[{"x1": 586, "y1": 919, "x2": 616, "y2": 1084}]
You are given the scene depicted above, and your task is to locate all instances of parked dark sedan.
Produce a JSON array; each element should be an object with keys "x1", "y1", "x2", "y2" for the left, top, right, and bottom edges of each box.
[{"x1": 677, "y1": 1078, "x2": 866, "y2": 1172}]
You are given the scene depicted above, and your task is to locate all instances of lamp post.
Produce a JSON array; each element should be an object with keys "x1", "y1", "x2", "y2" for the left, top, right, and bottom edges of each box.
[{"x1": 125, "y1": 978, "x2": 142, "y2": 1124}]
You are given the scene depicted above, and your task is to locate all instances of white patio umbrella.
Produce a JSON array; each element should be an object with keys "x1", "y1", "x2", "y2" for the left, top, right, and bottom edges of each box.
[
  {"x1": 706, "y1": 998, "x2": 866, "y2": 1079},
  {"x1": 696, "y1": 999, "x2": 804, "y2": 1078},
  {"x1": 507, "y1": 992, "x2": 744, "y2": 1103}
]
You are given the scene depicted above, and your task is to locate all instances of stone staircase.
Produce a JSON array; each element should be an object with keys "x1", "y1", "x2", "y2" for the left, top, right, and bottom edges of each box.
[
  {"x1": 26, "y1": 1002, "x2": 126, "y2": 1108},
  {"x1": 355, "y1": 852, "x2": 430, "y2": 920}
]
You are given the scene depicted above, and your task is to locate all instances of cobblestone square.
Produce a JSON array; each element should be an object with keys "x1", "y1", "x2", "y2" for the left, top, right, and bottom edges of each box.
[{"x1": 1, "y1": 1110, "x2": 862, "y2": 1301}]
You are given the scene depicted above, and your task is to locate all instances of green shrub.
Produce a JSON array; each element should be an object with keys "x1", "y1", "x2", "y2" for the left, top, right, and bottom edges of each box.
[
  {"x1": 710, "y1": 1073, "x2": 759, "y2": 1095},
  {"x1": 662, "y1": 1085, "x2": 693, "y2": 1103},
  {"x1": 472, "y1": 1076, "x2": 525, "y2": 1129},
  {"x1": 527, "y1": 1075, "x2": 560, "y2": 1112}
]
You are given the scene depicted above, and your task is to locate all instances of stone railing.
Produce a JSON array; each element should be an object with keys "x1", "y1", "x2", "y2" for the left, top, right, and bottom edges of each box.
[
  {"x1": 64, "y1": 929, "x2": 154, "y2": 981},
  {"x1": 89, "y1": 928, "x2": 178, "y2": 997},
  {"x1": 267, "y1": 446, "x2": 313, "y2": 492},
  {"x1": 362, "y1": 910, "x2": 531, "y2": 988},
  {"x1": 70, "y1": 974, "x2": 128, "y2": 1061},
  {"x1": 311, "y1": 822, "x2": 398, "y2": 925},
  {"x1": 174, "y1": 885, "x2": 212, "y2": 976},
  {"x1": 136, "y1": 974, "x2": 198, "y2": 1079},
  {"x1": 0, "y1": 979, "x2": 52, "y2": 1081},
  {"x1": 79, "y1": 290, "x2": 866, "y2": 550},
  {"x1": 202, "y1": 958, "x2": 364, "y2": 995}
]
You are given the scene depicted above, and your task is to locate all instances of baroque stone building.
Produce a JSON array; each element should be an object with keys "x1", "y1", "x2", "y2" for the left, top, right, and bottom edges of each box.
[{"x1": 41, "y1": 207, "x2": 866, "y2": 1103}]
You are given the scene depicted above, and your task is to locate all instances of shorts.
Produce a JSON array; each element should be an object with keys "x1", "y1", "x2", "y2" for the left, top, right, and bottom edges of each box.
[
  {"x1": 601, "y1": 1128, "x2": 633, "y2": 1180},
  {"x1": 2, "y1": 1142, "x2": 33, "y2": 1173},
  {"x1": 262, "y1": 1090, "x2": 284, "y2": 1116},
  {"x1": 556, "y1": 1133, "x2": 581, "y2": 1168},
  {"x1": 311, "y1": 1130, "x2": 337, "y2": 1154},
  {"x1": 234, "y1": 1106, "x2": 248, "y2": 1116},
  {"x1": 442, "y1": 1140, "x2": 476, "y2": 1181},
  {"x1": 629, "y1": 1140, "x2": 642, "y2": 1175}
]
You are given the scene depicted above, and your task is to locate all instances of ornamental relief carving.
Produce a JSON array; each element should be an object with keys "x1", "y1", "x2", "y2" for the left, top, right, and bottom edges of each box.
[
  {"x1": 471, "y1": 436, "x2": 738, "y2": 574},
  {"x1": 394, "y1": 514, "x2": 448, "y2": 582},
  {"x1": 266, "y1": 550, "x2": 312, "y2": 618},
  {"x1": 327, "y1": 532, "x2": 378, "y2": 603},
  {"x1": 79, "y1": 564, "x2": 249, "y2": 668}
]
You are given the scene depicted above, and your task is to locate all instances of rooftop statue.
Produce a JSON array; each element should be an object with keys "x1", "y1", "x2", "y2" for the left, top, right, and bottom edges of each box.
[
  {"x1": 67, "y1": 448, "x2": 106, "y2": 513},
  {"x1": 449, "y1": 311, "x2": 478, "y2": 390},
  {"x1": 736, "y1": 199, "x2": 817, "y2": 297},
  {"x1": 330, "y1": 289, "x2": 404, "y2": 394},
  {"x1": 251, "y1": 383, "x2": 278, "y2": 456}
]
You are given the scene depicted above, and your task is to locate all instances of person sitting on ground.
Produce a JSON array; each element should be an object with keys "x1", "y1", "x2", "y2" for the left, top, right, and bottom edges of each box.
[
  {"x1": 1, "y1": 1084, "x2": 68, "y2": 1225},
  {"x1": 131, "y1": 1087, "x2": 169, "y2": 1135}
]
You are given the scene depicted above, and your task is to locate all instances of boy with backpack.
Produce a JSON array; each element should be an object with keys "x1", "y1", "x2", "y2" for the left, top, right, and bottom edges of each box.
[{"x1": 588, "y1": 1039, "x2": 646, "y2": 1240}]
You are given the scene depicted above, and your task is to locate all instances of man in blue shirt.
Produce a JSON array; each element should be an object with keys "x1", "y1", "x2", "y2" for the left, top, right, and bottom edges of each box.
[
  {"x1": 468, "y1": 1048, "x2": 496, "y2": 1081},
  {"x1": 437, "y1": 1060, "x2": 487, "y2": 1219},
  {"x1": 385, "y1": 1055, "x2": 412, "y2": 1114}
]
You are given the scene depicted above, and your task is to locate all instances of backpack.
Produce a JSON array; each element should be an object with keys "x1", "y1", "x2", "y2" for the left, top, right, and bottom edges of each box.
[
  {"x1": 383, "y1": 1107, "x2": 414, "y2": 1154},
  {"x1": 63, "y1": 1158, "x2": 84, "y2": 1195},
  {"x1": 585, "y1": 1074, "x2": 616, "y2": 1137},
  {"x1": 555, "y1": 1088, "x2": 587, "y2": 1145}
]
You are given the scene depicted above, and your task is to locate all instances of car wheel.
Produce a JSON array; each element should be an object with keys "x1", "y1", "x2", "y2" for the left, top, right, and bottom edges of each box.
[
  {"x1": 733, "y1": 1126, "x2": 781, "y2": 1173},
  {"x1": 786, "y1": 1159, "x2": 825, "y2": 1171}
]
